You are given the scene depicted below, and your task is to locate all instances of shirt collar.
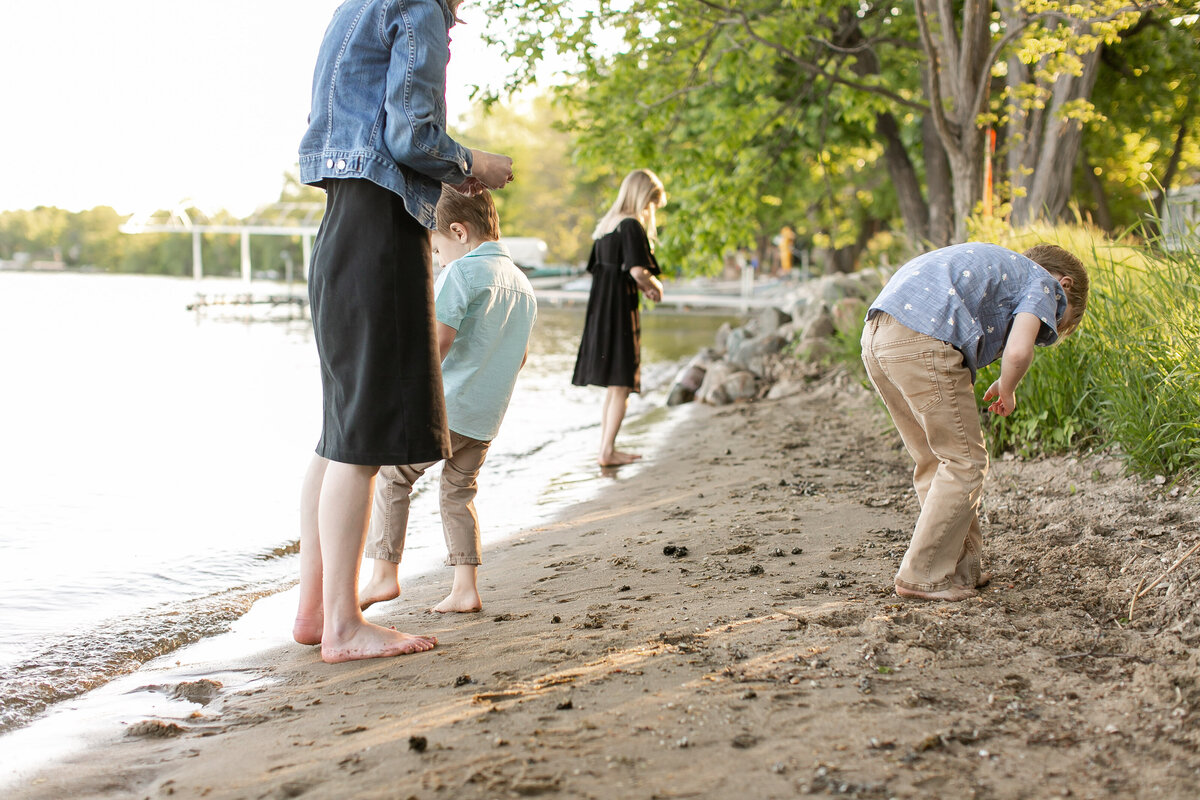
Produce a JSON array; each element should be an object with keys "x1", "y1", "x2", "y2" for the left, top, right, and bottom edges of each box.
[{"x1": 461, "y1": 240, "x2": 511, "y2": 261}]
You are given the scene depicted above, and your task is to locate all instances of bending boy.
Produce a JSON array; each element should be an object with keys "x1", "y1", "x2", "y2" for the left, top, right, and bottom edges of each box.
[
  {"x1": 359, "y1": 186, "x2": 537, "y2": 613},
  {"x1": 861, "y1": 243, "x2": 1089, "y2": 601}
]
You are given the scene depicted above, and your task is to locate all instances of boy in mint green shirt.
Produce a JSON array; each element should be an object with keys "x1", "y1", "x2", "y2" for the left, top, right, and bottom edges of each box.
[{"x1": 359, "y1": 187, "x2": 537, "y2": 614}]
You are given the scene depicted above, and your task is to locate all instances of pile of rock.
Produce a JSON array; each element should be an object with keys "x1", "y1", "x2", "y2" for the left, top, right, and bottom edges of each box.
[{"x1": 666, "y1": 267, "x2": 892, "y2": 407}]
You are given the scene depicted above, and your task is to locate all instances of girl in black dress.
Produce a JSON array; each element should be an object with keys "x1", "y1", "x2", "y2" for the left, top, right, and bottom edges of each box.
[{"x1": 571, "y1": 169, "x2": 666, "y2": 466}]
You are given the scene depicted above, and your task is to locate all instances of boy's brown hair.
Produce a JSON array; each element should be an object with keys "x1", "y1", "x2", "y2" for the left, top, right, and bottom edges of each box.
[
  {"x1": 1023, "y1": 243, "x2": 1089, "y2": 337},
  {"x1": 437, "y1": 185, "x2": 501, "y2": 241}
]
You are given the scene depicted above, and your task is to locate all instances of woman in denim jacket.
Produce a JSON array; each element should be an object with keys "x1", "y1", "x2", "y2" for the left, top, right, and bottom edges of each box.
[{"x1": 292, "y1": 0, "x2": 514, "y2": 663}]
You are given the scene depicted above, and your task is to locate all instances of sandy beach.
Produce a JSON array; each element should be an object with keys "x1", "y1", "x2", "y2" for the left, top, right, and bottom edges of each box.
[{"x1": 9, "y1": 370, "x2": 1199, "y2": 800}]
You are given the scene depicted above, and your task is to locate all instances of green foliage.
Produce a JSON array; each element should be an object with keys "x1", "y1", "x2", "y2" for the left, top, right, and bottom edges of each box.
[
  {"x1": 0, "y1": 170, "x2": 320, "y2": 277},
  {"x1": 974, "y1": 226, "x2": 1200, "y2": 479},
  {"x1": 481, "y1": 0, "x2": 1192, "y2": 267},
  {"x1": 450, "y1": 95, "x2": 608, "y2": 265},
  {"x1": 1076, "y1": 8, "x2": 1200, "y2": 229}
]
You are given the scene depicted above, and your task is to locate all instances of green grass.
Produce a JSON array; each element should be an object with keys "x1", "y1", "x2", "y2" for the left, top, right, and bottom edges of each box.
[{"x1": 837, "y1": 225, "x2": 1200, "y2": 480}]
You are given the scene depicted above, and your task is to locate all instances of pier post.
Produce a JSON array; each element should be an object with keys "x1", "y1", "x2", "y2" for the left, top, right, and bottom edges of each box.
[
  {"x1": 192, "y1": 231, "x2": 204, "y2": 282},
  {"x1": 240, "y1": 231, "x2": 252, "y2": 286}
]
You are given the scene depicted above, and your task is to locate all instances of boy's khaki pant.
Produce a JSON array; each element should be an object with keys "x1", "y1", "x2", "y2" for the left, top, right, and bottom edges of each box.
[
  {"x1": 860, "y1": 313, "x2": 987, "y2": 592},
  {"x1": 365, "y1": 431, "x2": 490, "y2": 566}
]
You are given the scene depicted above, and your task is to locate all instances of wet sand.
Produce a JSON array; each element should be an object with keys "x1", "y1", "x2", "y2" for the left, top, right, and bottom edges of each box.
[{"x1": 8, "y1": 372, "x2": 1199, "y2": 799}]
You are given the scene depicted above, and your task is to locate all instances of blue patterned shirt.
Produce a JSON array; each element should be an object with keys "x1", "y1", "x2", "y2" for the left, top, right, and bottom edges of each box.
[{"x1": 867, "y1": 243, "x2": 1067, "y2": 381}]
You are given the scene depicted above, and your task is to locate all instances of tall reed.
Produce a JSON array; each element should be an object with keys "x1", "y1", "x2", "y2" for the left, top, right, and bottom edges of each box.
[{"x1": 983, "y1": 231, "x2": 1200, "y2": 478}]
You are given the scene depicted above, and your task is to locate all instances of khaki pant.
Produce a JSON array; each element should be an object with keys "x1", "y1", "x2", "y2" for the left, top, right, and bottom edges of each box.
[
  {"x1": 860, "y1": 313, "x2": 987, "y2": 592},
  {"x1": 365, "y1": 431, "x2": 490, "y2": 566}
]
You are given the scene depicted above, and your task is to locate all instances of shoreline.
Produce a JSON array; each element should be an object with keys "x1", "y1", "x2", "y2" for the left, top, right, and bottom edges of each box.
[
  {"x1": 6, "y1": 373, "x2": 1200, "y2": 799},
  {"x1": 0, "y1": 374, "x2": 681, "y2": 787}
]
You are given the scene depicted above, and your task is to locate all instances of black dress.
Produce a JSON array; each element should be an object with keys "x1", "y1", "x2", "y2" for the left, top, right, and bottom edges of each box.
[
  {"x1": 308, "y1": 178, "x2": 451, "y2": 466},
  {"x1": 571, "y1": 217, "x2": 660, "y2": 392}
]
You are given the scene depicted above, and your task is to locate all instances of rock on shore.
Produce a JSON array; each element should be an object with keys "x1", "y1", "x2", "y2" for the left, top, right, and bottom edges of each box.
[{"x1": 667, "y1": 268, "x2": 891, "y2": 407}]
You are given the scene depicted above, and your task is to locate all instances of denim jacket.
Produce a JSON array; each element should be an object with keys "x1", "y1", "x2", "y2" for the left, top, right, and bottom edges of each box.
[{"x1": 299, "y1": 0, "x2": 473, "y2": 228}]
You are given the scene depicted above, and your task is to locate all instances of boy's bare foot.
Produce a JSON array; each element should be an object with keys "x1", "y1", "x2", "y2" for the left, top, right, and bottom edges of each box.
[
  {"x1": 895, "y1": 584, "x2": 978, "y2": 602},
  {"x1": 293, "y1": 610, "x2": 323, "y2": 646},
  {"x1": 598, "y1": 450, "x2": 641, "y2": 467},
  {"x1": 320, "y1": 621, "x2": 436, "y2": 663},
  {"x1": 358, "y1": 580, "x2": 401, "y2": 611},
  {"x1": 952, "y1": 572, "x2": 993, "y2": 591},
  {"x1": 432, "y1": 587, "x2": 482, "y2": 613}
]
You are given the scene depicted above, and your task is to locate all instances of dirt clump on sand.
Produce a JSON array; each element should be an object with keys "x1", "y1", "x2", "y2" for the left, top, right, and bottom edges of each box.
[{"x1": 9, "y1": 370, "x2": 1199, "y2": 799}]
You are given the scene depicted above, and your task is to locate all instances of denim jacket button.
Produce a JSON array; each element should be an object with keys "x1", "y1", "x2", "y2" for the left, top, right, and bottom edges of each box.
[
  {"x1": 326, "y1": 159, "x2": 334, "y2": 168},
  {"x1": 336, "y1": 159, "x2": 347, "y2": 171}
]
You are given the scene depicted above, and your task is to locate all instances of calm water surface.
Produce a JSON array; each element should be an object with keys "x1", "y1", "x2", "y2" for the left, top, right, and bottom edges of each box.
[{"x1": 0, "y1": 271, "x2": 735, "y2": 738}]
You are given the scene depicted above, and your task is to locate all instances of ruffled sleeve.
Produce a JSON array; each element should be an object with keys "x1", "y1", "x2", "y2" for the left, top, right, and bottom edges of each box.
[{"x1": 617, "y1": 218, "x2": 659, "y2": 275}]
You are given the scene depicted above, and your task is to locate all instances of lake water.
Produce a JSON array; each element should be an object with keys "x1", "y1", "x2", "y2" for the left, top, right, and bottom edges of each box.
[{"x1": 0, "y1": 271, "x2": 735, "y2": 741}]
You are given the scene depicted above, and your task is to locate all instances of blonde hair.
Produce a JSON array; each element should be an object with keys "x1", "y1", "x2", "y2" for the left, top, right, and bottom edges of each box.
[
  {"x1": 592, "y1": 169, "x2": 667, "y2": 241},
  {"x1": 437, "y1": 185, "x2": 501, "y2": 241},
  {"x1": 1023, "y1": 243, "x2": 1089, "y2": 337}
]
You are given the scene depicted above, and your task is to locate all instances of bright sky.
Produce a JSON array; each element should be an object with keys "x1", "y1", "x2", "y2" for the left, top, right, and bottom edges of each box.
[{"x1": 0, "y1": 1, "x2": 516, "y2": 216}]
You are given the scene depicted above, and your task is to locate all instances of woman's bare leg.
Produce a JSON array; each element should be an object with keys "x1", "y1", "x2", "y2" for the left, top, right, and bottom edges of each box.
[
  {"x1": 599, "y1": 386, "x2": 640, "y2": 466},
  {"x1": 306, "y1": 461, "x2": 437, "y2": 662},
  {"x1": 293, "y1": 455, "x2": 328, "y2": 645}
]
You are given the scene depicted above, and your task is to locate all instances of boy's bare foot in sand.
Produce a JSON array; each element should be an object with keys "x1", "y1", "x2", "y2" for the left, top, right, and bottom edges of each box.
[
  {"x1": 599, "y1": 450, "x2": 641, "y2": 467},
  {"x1": 432, "y1": 564, "x2": 482, "y2": 613},
  {"x1": 895, "y1": 584, "x2": 978, "y2": 602},
  {"x1": 358, "y1": 559, "x2": 401, "y2": 611},
  {"x1": 320, "y1": 620, "x2": 436, "y2": 663}
]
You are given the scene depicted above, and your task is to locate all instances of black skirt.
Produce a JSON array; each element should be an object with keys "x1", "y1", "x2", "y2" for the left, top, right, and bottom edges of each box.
[{"x1": 308, "y1": 178, "x2": 451, "y2": 466}]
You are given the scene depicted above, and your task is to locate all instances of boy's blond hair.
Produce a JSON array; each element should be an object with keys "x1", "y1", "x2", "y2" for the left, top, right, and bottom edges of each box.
[
  {"x1": 1024, "y1": 243, "x2": 1089, "y2": 337},
  {"x1": 437, "y1": 185, "x2": 501, "y2": 241}
]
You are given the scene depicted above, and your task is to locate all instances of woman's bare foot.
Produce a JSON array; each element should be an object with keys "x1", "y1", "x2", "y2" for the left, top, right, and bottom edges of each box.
[
  {"x1": 358, "y1": 580, "x2": 400, "y2": 611},
  {"x1": 598, "y1": 450, "x2": 641, "y2": 467},
  {"x1": 320, "y1": 621, "x2": 436, "y2": 663},
  {"x1": 895, "y1": 584, "x2": 978, "y2": 602},
  {"x1": 432, "y1": 586, "x2": 482, "y2": 613},
  {"x1": 292, "y1": 611, "x2": 324, "y2": 646}
]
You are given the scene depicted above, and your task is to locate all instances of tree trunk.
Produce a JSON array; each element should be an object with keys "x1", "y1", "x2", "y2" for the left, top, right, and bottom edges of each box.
[
  {"x1": 924, "y1": 114, "x2": 954, "y2": 247},
  {"x1": 915, "y1": 0, "x2": 991, "y2": 243},
  {"x1": 834, "y1": 9, "x2": 931, "y2": 247},
  {"x1": 1151, "y1": 98, "x2": 1194, "y2": 225},
  {"x1": 877, "y1": 111, "x2": 931, "y2": 246},
  {"x1": 1016, "y1": 41, "x2": 1104, "y2": 224},
  {"x1": 1079, "y1": 144, "x2": 1114, "y2": 232}
]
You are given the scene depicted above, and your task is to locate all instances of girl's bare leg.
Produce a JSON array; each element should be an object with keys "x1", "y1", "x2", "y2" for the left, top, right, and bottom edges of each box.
[
  {"x1": 599, "y1": 385, "x2": 639, "y2": 466},
  {"x1": 314, "y1": 461, "x2": 437, "y2": 662},
  {"x1": 432, "y1": 564, "x2": 482, "y2": 613},
  {"x1": 293, "y1": 455, "x2": 329, "y2": 645}
]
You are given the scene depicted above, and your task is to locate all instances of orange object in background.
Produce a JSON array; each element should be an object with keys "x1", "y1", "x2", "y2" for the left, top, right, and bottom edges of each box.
[
  {"x1": 983, "y1": 128, "x2": 996, "y2": 217},
  {"x1": 780, "y1": 226, "x2": 796, "y2": 273}
]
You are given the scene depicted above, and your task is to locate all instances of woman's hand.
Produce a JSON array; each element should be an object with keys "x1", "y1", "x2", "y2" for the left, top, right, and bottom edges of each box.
[{"x1": 465, "y1": 149, "x2": 514, "y2": 191}]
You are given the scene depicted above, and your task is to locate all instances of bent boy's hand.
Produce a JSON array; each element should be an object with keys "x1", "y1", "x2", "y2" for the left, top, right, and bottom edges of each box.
[{"x1": 982, "y1": 380, "x2": 1017, "y2": 417}]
